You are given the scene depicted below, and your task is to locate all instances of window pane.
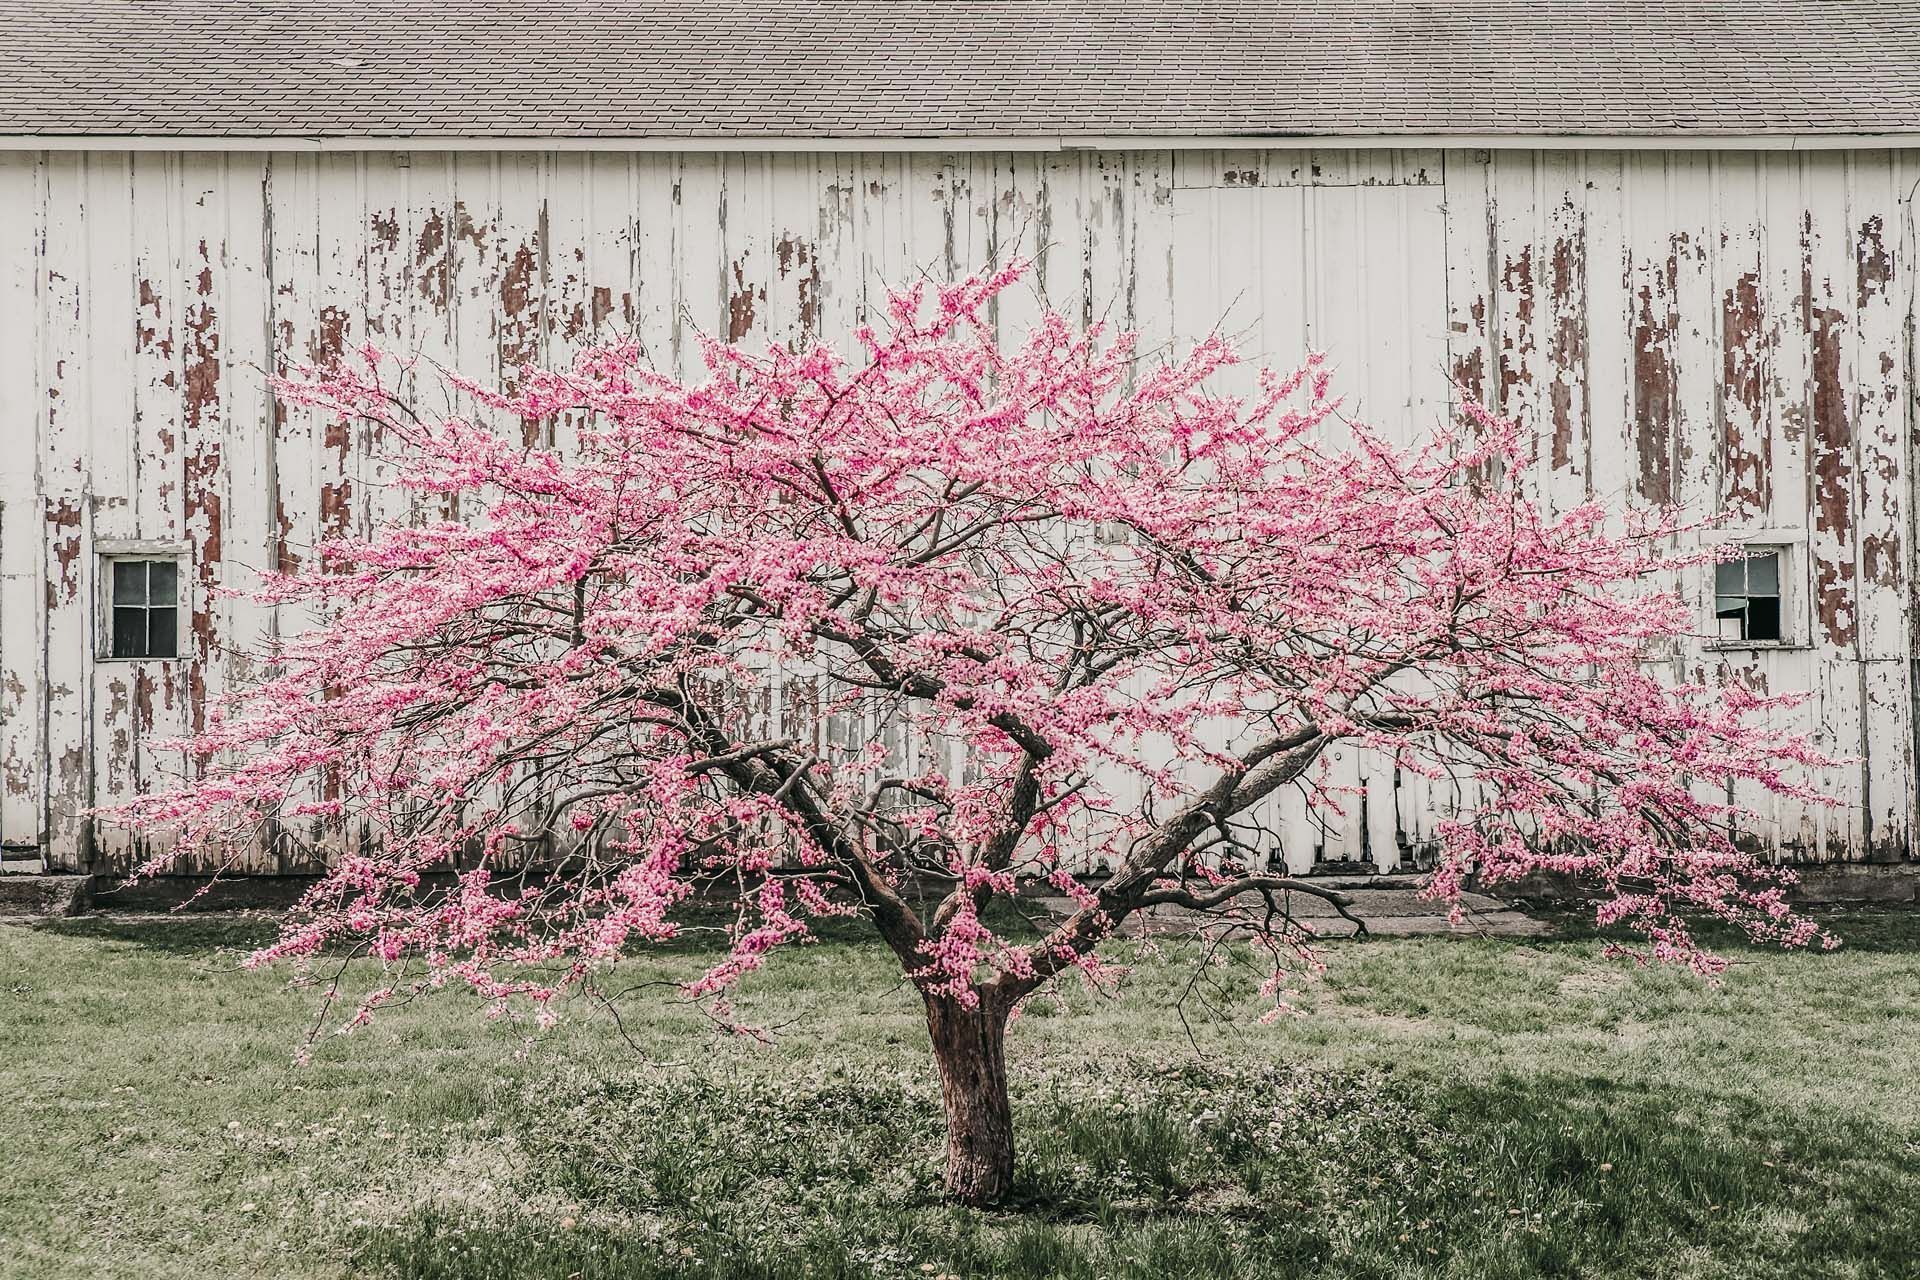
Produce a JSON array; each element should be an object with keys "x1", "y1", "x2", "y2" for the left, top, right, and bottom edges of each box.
[
  {"x1": 1746, "y1": 597, "x2": 1781, "y2": 642},
  {"x1": 1714, "y1": 597, "x2": 1746, "y2": 622},
  {"x1": 1715, "y1": 559, "x2": 1744, "y2": 596},
  {"x1": 1746, "y1": 551, "x2": 1779, "y2": 595},
  {"x1": 146, "y1": 607, "x2": 178, "y2": 659},
  {"x1": 147, "y1": 559, "x2": 177, "y2": 604},
  {"x1": 112, "y1": 561, "x2": 147, "y2": 605},
  {"x1": 112, "y1": 606, "x2": 148, "y2": 657}
]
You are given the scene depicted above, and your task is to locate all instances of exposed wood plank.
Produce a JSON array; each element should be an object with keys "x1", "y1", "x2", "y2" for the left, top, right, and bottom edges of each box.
[
  {"x1": 211, "y1": 152, "x2": 276, "y2": 872},
  {"x1": 39, "y1": 152, "x2": 93, "y2": 870},
  {"x1": 0, "y1": 151, "x2": 44, "y2": 852}
]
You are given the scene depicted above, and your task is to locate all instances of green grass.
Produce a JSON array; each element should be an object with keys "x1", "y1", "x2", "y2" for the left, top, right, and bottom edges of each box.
[{"x1": 1, "y1": 909, "x2": 1917, "y2": 1278}]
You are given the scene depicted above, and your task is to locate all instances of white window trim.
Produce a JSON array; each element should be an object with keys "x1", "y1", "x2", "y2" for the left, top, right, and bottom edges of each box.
[
  {"x1": 1703, "y1": 530, "x2": 1810, "y2": 652},
  {"x1": 95, "y1": 539, "x2": 190, "y2": 662}
]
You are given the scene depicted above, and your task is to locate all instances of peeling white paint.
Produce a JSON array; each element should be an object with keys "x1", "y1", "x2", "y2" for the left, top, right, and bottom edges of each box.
[{"x1": 0, "y1": 147, "x2": 1914, "y2": 873}]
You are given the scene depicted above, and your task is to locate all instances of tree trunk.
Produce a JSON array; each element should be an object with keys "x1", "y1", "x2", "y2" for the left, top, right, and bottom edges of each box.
[{"x1": 926, "y1": 993, "x2": 1015, "y2": 1207}]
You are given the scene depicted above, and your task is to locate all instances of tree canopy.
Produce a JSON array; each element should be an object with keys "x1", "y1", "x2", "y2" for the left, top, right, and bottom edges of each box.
[{"x1": 111, "y1": 262, "x2": 1836, "y2": 1203}]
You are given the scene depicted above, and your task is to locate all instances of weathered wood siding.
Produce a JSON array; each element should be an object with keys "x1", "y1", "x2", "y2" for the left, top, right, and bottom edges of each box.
[{"x1": 0, "y1": 147, "x2": 1914, "y2": 873}]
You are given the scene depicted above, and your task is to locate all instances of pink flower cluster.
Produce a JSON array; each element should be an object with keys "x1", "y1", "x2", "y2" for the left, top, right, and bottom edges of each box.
[{"x1": 107, "y1": 260, "x2": 1838, "y2": 1036}]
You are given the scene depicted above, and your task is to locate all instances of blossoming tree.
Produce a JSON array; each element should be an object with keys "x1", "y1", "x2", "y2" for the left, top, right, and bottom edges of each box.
[{"x1": 114, "y1": 263, "x2": 1833, "y2": 1206}]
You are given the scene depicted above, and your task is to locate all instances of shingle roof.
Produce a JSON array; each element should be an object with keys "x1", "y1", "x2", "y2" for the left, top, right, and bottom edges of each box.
[{"x1": 4, "y1": 1, "x2": 1918, "y2": 140}]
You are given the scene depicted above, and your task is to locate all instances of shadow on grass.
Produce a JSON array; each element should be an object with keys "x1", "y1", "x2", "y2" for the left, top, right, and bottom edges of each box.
[
  {"x1": 27, "y1": 885, "x2": 1049, "y2": 961},
  {"x1": 351, "y1": 1059, "x2": 1920, "y2": 1280},
  {"x1": 30, "y1": 913, "x2": 282, "y2": 954},
  {"x1": 44, "y1": 898, "x2": 1919, "y2": 973},
  {"x1": 1525, "y1": 902, "x2": 1920, "y2": 955}
]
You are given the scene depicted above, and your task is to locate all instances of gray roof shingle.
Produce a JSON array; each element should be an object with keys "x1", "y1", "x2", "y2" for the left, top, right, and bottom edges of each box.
[{"x1": 2, "y1": 0, "x2": 1917, "y2": 139}]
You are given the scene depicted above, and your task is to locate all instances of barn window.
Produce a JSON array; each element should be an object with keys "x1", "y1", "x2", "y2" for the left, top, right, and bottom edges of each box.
[
  {"x1": 106, "y1": 558, "x2": 180, "y2": 659},
  {"x1": 1714, "y1": 549, "x2": 1784, "y2": 644}
]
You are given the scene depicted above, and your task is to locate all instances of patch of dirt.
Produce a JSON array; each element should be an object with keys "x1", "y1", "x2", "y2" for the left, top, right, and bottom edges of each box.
[{"x1": 1555, "y1": 969, "x2": 1630, "y2": 1000}]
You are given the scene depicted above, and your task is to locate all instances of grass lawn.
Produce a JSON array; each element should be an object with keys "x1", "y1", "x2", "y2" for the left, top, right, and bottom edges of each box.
[{"x1": 1, "y1": 907, "x2": 1916, "y2": 1279}]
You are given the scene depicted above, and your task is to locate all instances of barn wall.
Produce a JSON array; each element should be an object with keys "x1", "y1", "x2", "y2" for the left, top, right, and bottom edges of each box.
[{"x1": 0, "y1": 147, "x2": 1913, "y2": 873}]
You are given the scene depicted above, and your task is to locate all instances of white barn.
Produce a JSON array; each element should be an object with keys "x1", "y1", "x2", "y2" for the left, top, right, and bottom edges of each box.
[{"x1": 2, "y1": 2, "x2": 1919, "y2": 880}]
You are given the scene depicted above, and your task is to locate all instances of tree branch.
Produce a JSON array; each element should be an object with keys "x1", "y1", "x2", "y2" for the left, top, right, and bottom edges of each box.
[{"x1": 1132, "y1": 874, "x2": 1369, "y2": 939}]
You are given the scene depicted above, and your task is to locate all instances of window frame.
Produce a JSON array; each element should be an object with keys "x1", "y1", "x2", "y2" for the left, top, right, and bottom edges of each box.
[
  {"x1": 1704, "y1": 535, "x2": 1805, "y2": 651},
  {"x1": 95, "y1": 540, "x2": 189, "y2": 663}
]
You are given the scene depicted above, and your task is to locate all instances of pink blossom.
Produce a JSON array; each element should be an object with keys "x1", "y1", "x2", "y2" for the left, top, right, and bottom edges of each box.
[{"x1": 103, "y1": 260, "x2": 1838, "y2": 1044}]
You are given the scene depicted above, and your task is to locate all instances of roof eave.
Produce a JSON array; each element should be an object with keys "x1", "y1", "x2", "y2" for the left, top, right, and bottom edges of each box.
[{"x1": 4, "y1": 131, "x2": 1920, "y2": 153}]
